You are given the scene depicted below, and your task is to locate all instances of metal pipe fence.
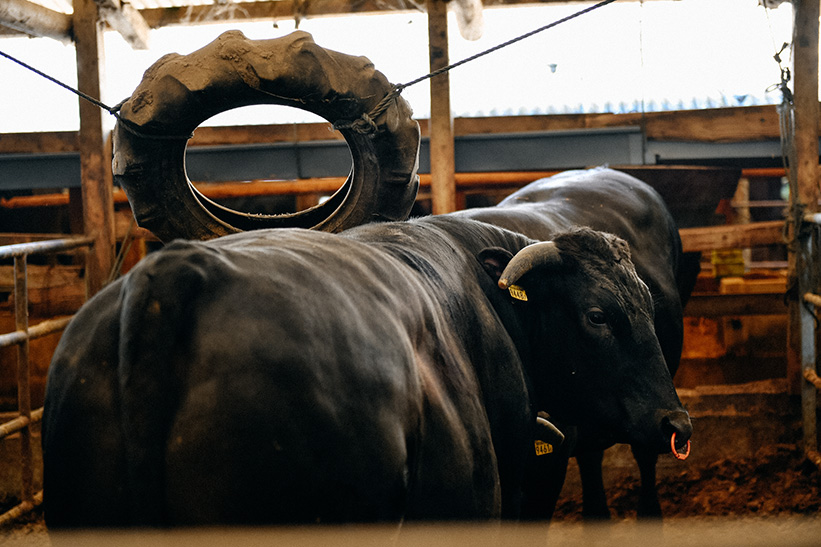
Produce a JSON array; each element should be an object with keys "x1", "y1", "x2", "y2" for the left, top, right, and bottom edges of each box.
[
  {"x1": 800, "y1": 215, "x2": 821, "y2": 469},
  {"x1": 0, "y1": 236, "x2": 93, "y2": 526}
]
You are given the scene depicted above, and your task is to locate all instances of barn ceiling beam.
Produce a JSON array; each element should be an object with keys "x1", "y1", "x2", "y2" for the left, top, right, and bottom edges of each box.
[
  {"x1": 0, "y1": 0, "x2": 72, "y2": 43},
  {"x1": 0, "y1": 0, "x2": 150, "y2": 49},
  {"x1": 139, "y1": 0, "x2": 420, "y2": 28},
  {"x1": 137, "y1": 0, "x2": 572, "y2": 28},
  {"x1": 95, "y1": 0, "x2": 151, "y2": 49}
]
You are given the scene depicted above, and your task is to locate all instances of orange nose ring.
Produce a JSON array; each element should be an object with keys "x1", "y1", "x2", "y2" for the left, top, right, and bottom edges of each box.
[{"x1": 670, "y1": 432, "x2": 691, "y2": 460}]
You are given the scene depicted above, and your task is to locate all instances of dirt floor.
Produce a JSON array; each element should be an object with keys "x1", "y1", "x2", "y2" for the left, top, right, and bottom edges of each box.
[
  {"x1": 553, "y1": 443, "x2": 821, "y2": 521},
  {"x1": 1, "y1": 443, "x2": 819, "y2": 545}
]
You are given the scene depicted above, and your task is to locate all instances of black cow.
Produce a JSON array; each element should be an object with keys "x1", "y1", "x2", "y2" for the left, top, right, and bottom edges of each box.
[
  {"x1": 457, "y1": 167, "x2": 701, "y2": 519},
  {"x1": 42, "y1": 214, "x2": 691, "y2": 527}
]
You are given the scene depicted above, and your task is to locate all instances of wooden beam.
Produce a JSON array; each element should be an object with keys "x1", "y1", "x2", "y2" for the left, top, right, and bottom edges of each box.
[
  {"x1": 454, "y1": 106, "x2": 786, "y2": 143},
  {"x1": 0, "y1": 131, "x2": 78, "y2": 154},
  {"x1": 4, "y1": 169, "x2": 795, "y2": 214},
  {"x1": 96, "y1": 0, "x2": 151, "y2": 50},
  {"x1": 138, "y1": 0, "x2": 413, "y2": 28},
  {"x1": 73, "y1": 0, "x2": 115, "y2": 295},
  {"x1": 0, "y1": 0, "x2": 71, "y2": 43},
  {"x1": 683, "y1": 293, "x2": 787, "y2": 318},
  {"x1": 643, "y1": 106, "x2": 782, "y2": 143},
  {"x1": 427, "y1": 0, "x2": 456, "y2": 215},
  {"x1": 165, "y1": 105, "x2": 799, "y2": 145},
  {"x1": 679, "y1": 221, "x2": 785, "y2": 253},
  {"x1": 136, "y1": 0, "x2": 554, "y2": 28},
  {"x1": 187, "y1": 107, "x2": 787, "y2": 148},
  {"x1": 0, "y1": 264, "x2": 87, "y2": 316},
  {"x1": 134, "y1": 0, "x2": 641, "y2": 29},
  {"x1": 789, "y1": 0, "x2": 820, "y2": 438},
  {"x1": 188, "y1": 123, "x2": 344, "y2": 147},
  {"x1": 0, "y1": 105, "x2": 802, "y2": 153},
  {"x1": 0, "y1": 171, "x2": 562, "y2": 210},
  {"x1": 793, "y1": 2, "x2": 820, "y2": 213}
]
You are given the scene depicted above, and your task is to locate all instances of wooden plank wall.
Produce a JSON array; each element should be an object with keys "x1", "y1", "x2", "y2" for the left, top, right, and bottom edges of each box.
[{"x1": 0, "y1": 104, "x2": 795, "y2": 154}]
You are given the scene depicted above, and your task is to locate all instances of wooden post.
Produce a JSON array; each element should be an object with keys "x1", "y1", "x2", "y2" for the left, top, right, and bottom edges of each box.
[
  {"x1": 790, "y1": 0, "x2": 821, "y2": 457},
  {"x1": 72, "y1": 0, "x2": 115, "y2": 295},
  {"x1": 787, "y1": 0, "x2": 820, "y2": 394},
  {"x1": 427, "y1": 0, "x2": 457, "y2": 214},
  {"x1": 793, "y1": 0, "x2": 820, "y2": 213},
  {"x1": 13, "y1": 257, "x2": 32, "y2": 506}
]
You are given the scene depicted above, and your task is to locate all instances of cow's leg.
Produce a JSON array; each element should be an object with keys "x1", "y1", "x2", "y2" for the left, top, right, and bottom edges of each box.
[
  {"x1": 518, "y1": 431, "x2": 574, "y2": 520},
  {"x1": 576, "y1": 450, "x2": 610, "y2": 520},
  {"x1": 43, "y1": 287, "x2": 132, "y2": 529},
  {"x1": 631, "y1": 444, "x2": 662, "y2": 518}
]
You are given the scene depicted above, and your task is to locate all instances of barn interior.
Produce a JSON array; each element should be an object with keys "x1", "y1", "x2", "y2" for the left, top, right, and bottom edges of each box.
[{"x1": 1, "y1": 0, "x2": 820, "y2": 542}]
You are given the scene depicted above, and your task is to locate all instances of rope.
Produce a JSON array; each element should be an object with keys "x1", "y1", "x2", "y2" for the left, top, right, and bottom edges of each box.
[
  {"x1": 0, "y1": 49, "x2": 115, "y2": 115},
  {"x1": 0, "y1": 49, "x2": 192, "y2": 140},
  {"x1": 2, "y1": 0, "x2": 618, "y2": 138},
  {"x1": 107, "y1": 215, "x2": 137, "y2": 285},
  {"x1": 338, "y1": 0, "x2": 619, "y2": 133},
  {"x1": 398, "y1": 0, "x2": 617, "y2": 92}
]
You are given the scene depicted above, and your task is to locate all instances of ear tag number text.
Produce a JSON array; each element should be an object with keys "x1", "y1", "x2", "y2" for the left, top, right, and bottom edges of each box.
[
  {"x1": 535, "y1": 440, "x2": 553, "y2": 456},
  {"x1": 508, "y1": 285, "x2": 528, "y2": 301}
]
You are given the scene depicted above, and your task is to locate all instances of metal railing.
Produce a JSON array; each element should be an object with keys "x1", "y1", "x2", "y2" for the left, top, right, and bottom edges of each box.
[
  {"x1": 0, "y1": 236, "x2": 93, "y2": 526},
  {"x1": 798, "y1": 215, "x2": 821, "y2": 469}
]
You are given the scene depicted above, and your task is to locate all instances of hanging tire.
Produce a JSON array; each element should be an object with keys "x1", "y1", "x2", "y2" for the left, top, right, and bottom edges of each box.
[{"x1": 112, "y1": 30, "x2": 420, "y2": 242}]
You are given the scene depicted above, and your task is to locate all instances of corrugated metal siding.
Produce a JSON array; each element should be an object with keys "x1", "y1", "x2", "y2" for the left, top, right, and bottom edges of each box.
[{"x1": 499, "y1": 93, "x2": 777, "y2": 118}]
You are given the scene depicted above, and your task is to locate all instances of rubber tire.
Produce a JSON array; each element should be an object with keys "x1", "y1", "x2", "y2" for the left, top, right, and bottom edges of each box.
[{"x1": 112, "y1": 30, "x2": 420, "y2": 242}]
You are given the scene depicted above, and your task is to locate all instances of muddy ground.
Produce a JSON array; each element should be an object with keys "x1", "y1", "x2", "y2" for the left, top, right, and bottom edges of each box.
[
  {"x1": 1, "y1": 443, "x2": 819, "y2": 545},
  {"x1": 554, "y1": 443, "x2": 821, "y2": 520}
]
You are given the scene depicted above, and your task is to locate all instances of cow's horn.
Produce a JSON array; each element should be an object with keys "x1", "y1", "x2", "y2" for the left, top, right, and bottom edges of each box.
[{"x1": 498, "y1": 241, "x2": 561, "y2": 289}]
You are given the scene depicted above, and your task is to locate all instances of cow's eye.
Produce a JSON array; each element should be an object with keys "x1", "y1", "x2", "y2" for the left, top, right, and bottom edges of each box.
[{"x1": 587, "y1": 308, "x2": 607, "y2": 326}]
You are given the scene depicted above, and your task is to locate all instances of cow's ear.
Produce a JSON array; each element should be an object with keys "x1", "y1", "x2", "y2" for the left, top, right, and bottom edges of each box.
[{"x1": 478, "y1": 247, "x2": 513, "y2": 284}]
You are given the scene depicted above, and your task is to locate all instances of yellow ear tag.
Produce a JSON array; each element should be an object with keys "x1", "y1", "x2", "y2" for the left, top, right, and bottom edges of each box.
[
  {"x1": 535, "y1": 440, "x2": 553, "y2": 456},
  {"x1": 508, "y1": 284, "x2": 528, "y2": 301}
]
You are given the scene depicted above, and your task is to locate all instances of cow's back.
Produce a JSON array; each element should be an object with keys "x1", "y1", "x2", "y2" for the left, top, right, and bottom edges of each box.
[
  {"x1": 43, "y1": 229, "x2": 501, "y2": 527},
  {"x1": 463, "y1": 168, "x2": 680, "y2": 277}
]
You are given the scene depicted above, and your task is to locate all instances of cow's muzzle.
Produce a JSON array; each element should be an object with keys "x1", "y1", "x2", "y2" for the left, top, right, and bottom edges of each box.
[{"x1": 660, "y1": 409, "x2": 693, "y2": 457}]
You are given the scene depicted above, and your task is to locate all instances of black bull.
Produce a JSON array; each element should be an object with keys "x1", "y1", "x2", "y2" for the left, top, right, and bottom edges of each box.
[
  {"x1": 42, "y1": 174, "x2": 692, "y2": 527},
  {"x1": 457, "y1": 167, "x2": 701, "y2": 518}
]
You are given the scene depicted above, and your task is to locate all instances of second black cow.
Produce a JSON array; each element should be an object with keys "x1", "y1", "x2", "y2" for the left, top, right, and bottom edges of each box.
[{"x1": 459, "y1": 167, "x2": 700, "y2": 519}]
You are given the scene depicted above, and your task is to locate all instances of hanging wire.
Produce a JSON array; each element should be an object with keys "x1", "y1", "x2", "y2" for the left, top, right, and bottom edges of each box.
[
  {"x1": 0, "y1": 49, "x2": 192, "y2": 140},
  {"x1": 760, "y1": 3, "x2": 798, "y2": 239},
  {"x1": 763, "y1": 0, "x2": 793, "y2": 105},
  {"x1": 401, "y1": 0, "x2": 617, "y2": 92},
  {"x1": 107, "y1": 216, "x2": 137, "y2": 285},
  {"x1": 761, "y1": 2, "x2": 820, "y2": 326},
  {"x1": 0, "y1": 48, "x2": 121, "y2": 114},
  {"x1": 338, "y1": 0, "x2": 619, "y2": 131}
]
